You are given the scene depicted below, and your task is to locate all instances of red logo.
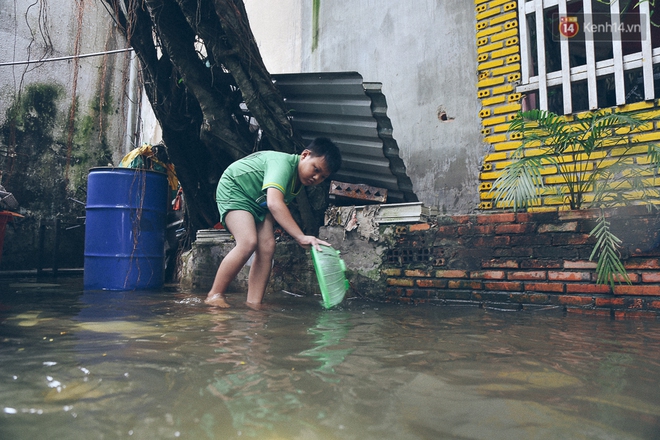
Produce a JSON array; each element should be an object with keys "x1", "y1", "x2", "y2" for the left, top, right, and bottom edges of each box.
[{"x1": 559, "y1": 16, "x2": 579, "y2": 38}]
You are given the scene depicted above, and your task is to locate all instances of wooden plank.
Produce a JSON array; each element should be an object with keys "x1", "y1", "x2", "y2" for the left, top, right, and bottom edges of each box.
[
  {"x1": 535, "y1": 1, "x2": 548, "y2": 110},
  {"x1": 583, "y1": 0, "x2": 599, "y2": 109},
  {"x1": 610, "y1": 0, "x2": 626, "y2": 105},
  {"x1": 639, "y1": 1, "x2": 655, "y2": 101},
  {"x1": 518, "y1": 0, "x2": 531, "y2": 85},
  {"x1": 558, "y1": 0, "x2": 573, "y2": 114}
]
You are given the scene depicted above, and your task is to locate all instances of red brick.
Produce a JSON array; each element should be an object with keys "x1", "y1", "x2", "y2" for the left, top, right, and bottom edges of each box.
[
  {"x1": 482, "y1": 259, "x2": 519, "y2": 269},
  {"x1": 495, "y1": 246, "x2": 534, "y2": 258},
  {"x1": 382, "y1": 268, "x2": 402, "y2": 276},
  {"x1": 435, "y1": 270, "x2": 468, "y2": 278},
  {"x1": 409, "y1": 223, "x2": 431, "y2": 232},
  {"x1": 495, "y1": 223, "x2": 533, "y2": 234},
  {"x1": 538, "y1": 222, "x2": 578, "y2": 233},
  {"x1": 609, "y1": 273, "x2": 640, "y2": 283},
  {"x1": 440, "y1": 291, "x2": 476, "y2": 301},
  {"x1": 558, "y1": 209, "x2": 600, "y2": 220},
  {"x1": 476, "y1": 213, "x2": 516, "y2": 224},
  {"x1": 456, "y1": 225, "x2": 474, "y2": 235},
  {"x1": 515, "y1": 212, "x2": 534, "y2": 222},
  {"x1": 642, "y1": 273, "x2": 660, "y2": 283},
  {"x1": 470, "y1": 270, "x2": 506, "y2": 280},
  {"x1": 513, "y1": 293, "x2": 550, "y2": 304},
  {"x1": 436, "y1": 225, "x2": 457, "y2": 235},
  {"x1": 548, "y1": 271, "x2": 591, "y2": 282},
  {"x1": 452, "y1": 215, "x2": 472, "y2": 224},
  {"x1": 614, "y1": 310, "x2": 659, "y2": 320},
  {"x1": 520, "y1": 259, "x2": 563, "y2": 269},
  {"x1": 448, "y1": 280, "x2": 483, "y2": 290},
  {"x1": 386, "y1": 278, "x2": 414, "y2": 287},
  {"x1": 564, "y1": 260, "x2": 597, "y2": 270},
  {"x1": 510, "y1": 235, "x2": 552, "y2": 247},
  {"x1": 404, "y1": 269, "x2": 432, "y2": 277},
  {"x1": 405, "y1": 289, "x2": 432, "y2": 298},
  {"x1": 552, "y1": 234, "x2": 591, "y2": 245},
  {"x1": 595, "y1": 297, "x2": 625, "y2": 307},
  {"x1": 557, "y1": 295, "x2": 594, "y2": 306},
  {"x1": 624, "y1": 259, "x2": 660, "y2": 270},
  {"x1": 474, "y1": 225, "x2": 495, "y2": 234},
  {"x1": 386, "y1": 287, "x2": 406, "y2": 297},
  {"x1": 567, "y1": 308, "x2": 611, "y2": 318},
  {"x1": 508, "y1": 271, "x2": 547, "y2": 281},
  {"x1": 416, "y1": 279, "x2": 447, "y2": 288},
  {"x1": 648, "y1": 300, "x2": 660, "y2": 310},
  {"x1": 525, "y1": 282, "x2": 565, "y2": 293},
  {"x1": 566, "y1": 284, "x2": 611, "y2": 294},
  {"x1": 473, "y1": 236, "x2": 510, "y2": 247},
  {"x1": 483, "y1": 281, "x2": 523, "y2": 291},
  {"x1": 613, "y1": 284, "x2": 660, "y2": 296}
]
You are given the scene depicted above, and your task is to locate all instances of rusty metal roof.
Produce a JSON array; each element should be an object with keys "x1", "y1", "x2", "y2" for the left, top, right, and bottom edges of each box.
[{"x1": 272, "y1": 71, "x2": 417, "y2": 203}]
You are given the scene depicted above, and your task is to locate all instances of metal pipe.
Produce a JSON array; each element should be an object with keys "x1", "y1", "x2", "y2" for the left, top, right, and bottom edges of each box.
[
  {"x1": 125, "y1": 51, "x2": 139, "y2": 154},
  {"x1": 0, "y1": 48, "x2": 133, "y2": 67}
]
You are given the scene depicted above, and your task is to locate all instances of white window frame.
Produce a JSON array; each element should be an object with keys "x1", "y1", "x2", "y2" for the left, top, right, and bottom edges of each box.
[{"x1": 517, "y1": 0, "x2": 659, "y2": 115}]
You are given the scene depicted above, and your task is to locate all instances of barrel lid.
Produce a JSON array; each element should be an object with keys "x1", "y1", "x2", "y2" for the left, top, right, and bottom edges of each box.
[{"x1": 88, "y1": 166, "x2": 167, "y2": 176}]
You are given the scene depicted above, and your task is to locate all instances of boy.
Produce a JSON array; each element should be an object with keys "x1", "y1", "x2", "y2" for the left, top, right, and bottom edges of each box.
[{"x1": 205, "y1": 137, "x2": 342, "y2": 308}]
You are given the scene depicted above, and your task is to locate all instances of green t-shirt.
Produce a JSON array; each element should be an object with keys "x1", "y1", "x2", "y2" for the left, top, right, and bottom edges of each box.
[{"x1": 215, "y1": 151, "x2": 301, "y2": 224}]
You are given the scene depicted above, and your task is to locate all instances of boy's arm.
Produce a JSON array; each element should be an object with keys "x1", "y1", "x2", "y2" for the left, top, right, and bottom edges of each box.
[{"x1": 266, "y1": 187, "x2": 329, "y2": 251}]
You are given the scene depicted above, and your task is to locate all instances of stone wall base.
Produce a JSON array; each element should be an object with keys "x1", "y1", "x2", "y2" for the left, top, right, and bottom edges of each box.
[{"x1": 179, "y1": 206, "x2": 660, "y2": 319}]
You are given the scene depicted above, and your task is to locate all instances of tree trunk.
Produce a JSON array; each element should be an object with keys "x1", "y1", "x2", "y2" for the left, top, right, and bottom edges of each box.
[{"x1": 103, "y1": 0, "x2": 318, "y2": 237}]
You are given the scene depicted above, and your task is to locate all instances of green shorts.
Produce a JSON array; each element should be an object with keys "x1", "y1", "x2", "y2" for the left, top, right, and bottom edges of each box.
[{"x1": 216, "y1": 174, "x2": 267, "y2": 226}]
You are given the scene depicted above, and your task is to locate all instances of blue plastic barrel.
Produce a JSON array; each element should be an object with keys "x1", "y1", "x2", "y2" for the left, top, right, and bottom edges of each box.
[{"x1": 84, "y1": 167, "x2": 168, "y2": 290}]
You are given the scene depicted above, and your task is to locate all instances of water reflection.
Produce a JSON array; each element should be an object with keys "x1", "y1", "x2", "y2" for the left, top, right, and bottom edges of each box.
[
  {"x1": 206, "y1": 308, "x2": 302, "y2": 437},
  {"x1": 300, "y1": 312, "x2": 353, "y2": 382},
  {"x1": 0, "y1": 278, "x2": 660, "y2": 439}
]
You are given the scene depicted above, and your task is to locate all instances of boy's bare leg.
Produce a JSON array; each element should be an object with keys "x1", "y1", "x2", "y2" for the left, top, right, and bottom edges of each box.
[
  {"x1": 205, "y1": 211, "x2": 258, "y2": 307},
  {"x1": 246, "y1": 214, "x2": 276, "y2": 305}
]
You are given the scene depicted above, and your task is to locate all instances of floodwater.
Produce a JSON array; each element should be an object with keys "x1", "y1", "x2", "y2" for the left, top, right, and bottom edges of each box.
[{"x1": 1, "y1": 277, "x2": 659, "y2": 440}]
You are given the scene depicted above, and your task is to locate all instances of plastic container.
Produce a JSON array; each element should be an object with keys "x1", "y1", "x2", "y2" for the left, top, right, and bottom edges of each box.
[
  {"x1": 311, "y1": 244, "x2": 349, "y2": 308},
  {"x1": 84, "y1": 167, "x2": 168, "y2": 290}
]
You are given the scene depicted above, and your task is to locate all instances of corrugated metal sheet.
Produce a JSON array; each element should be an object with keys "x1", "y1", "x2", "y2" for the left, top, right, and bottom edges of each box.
[{"x1": 272, "y1": 72, "x2": 417, "y2": 203}]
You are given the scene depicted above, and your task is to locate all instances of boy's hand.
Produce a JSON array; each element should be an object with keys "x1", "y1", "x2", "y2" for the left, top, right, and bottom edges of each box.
[
  {"x1": 296, "y1": 235, "x2": 330, "y2": 251},
  {"x1": 265, "y1": 188, "x2": 331, "y2": 251}
]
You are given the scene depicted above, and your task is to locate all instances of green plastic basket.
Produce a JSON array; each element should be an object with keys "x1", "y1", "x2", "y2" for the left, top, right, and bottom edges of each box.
[{"x1": 311, "y1": 244, "x2": 349, "y2": 308}]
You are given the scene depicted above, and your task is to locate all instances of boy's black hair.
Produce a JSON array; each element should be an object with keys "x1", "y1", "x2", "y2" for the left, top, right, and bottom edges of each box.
[{"x1": 306, "y1": 137, "x2": 342, "y2": 174}]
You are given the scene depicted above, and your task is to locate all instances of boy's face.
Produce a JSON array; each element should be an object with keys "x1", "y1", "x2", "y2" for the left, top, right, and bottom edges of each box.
[{"x1": 298, "y1": 149, "x2": 331, "y2": 186}]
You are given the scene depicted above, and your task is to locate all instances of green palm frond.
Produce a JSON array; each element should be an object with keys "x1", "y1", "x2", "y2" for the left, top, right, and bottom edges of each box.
[
  {"x1": 510, "y1": 110, "x2": 579, "y2": 155},
  {"x1": 577, "y1": 112, "x2": 644, "y2": 154},
  {"x1": 491, "y1": 109, "x2": 660, "y2": 287},
  {"x1": 589, "y1": 212, "x2": 630, "y2": 289},
  {"x1": 648, "y1": 143, "x2": 660, "y2": 170},
  {"x1": 490, "y1": 155, "x2": 545, "y2": 211}
]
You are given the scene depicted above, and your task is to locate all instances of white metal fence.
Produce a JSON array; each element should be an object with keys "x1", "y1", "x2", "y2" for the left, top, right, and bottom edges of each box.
[{"x1": 517, "y1": 0, "x2": 659, "y2": 114}]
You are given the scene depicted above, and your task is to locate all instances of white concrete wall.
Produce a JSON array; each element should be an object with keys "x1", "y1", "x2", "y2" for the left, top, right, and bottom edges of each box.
[
  {"x1": 0, "y1": 0, "x2": 133, "y2": 165},
  {"x1": 244, "y1": 0, "x2": 485, "y2": 214}
]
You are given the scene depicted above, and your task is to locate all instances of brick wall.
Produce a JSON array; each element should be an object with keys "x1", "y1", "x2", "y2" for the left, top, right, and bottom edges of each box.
[{"x1": 382, "y1": 206, "x2": 660, "y2": 319}]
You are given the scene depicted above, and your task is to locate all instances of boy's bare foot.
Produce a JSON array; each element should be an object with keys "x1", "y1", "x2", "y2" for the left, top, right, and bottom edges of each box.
[
  {"x1": 205, "y1": 293, "x2": 230, "y2": 308},
  {"x1": 245, "y1": 301, "x2": 264, "y2": 311}
]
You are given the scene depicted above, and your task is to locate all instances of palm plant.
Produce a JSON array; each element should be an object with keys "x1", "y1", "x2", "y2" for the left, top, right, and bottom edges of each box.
[{"x1": 490, "y1": 109, "x2": 660, "y2": 288}]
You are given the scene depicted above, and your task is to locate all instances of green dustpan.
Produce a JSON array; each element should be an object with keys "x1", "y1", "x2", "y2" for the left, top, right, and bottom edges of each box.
[{"x1": 311, "y1": 244, "x2": 349, "y2": 308}]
